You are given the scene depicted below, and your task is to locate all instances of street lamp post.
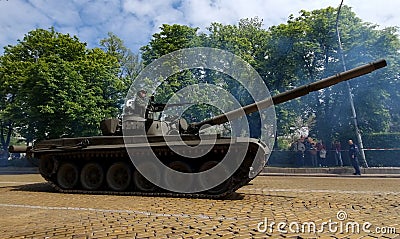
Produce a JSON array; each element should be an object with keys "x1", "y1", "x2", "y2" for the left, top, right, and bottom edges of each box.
[{"x1": 335, "y1": 0, "x2": 368, "y2": 167}]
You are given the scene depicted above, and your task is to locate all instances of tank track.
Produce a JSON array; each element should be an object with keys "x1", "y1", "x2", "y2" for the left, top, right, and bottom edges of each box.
[
  {"x1": 37, "y1": 144, "x2": 262, "y2": 199},
  {"x1": 46, "y1": 179, "x2": 244, "y2": 199}
]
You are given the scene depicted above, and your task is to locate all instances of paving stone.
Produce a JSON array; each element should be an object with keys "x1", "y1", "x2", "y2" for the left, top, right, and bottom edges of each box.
[{"x1": 0, "y1": 175, "x2": 399, "y2": 238}]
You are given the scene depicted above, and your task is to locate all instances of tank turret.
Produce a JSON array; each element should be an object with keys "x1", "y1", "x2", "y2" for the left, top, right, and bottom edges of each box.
[{"x1": 10, "y1": 59, "x2": 387, "y2": 198}]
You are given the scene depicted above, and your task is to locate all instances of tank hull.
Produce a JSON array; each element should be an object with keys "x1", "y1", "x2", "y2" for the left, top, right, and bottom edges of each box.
[{"x1": 33, "y1": 135, "x2": 269, "y2": 199}]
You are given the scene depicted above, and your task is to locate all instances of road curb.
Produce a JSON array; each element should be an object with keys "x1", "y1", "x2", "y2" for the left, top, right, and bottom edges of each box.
[
  {"x1": 0, "y1": 167, "x2": 38, "y2": 175},
  {"x1": 261, "y1": 166, "x2": 400, "y2": 178},
  {"x1": 1, "y1": 166, "x2": 400, "y2": 178}
]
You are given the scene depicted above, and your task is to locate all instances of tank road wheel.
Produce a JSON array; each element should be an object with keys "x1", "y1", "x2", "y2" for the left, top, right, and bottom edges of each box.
[
  {"x1": 199, "y1": 161, "x2": 220, "y2": 172},
  {"x1": 80, "y1": 163, "x2": 104, "y2": 190},
  {"x1": 199, "y1": 161, "x2": 231, "y2": 195},
  {"x1": 133, "y1": 169, "x2": 156, "y2": 192},
  {"x1": 39, "y1": 157, "x2": 55, "y2": 179},
  {"x1": 106, "y1": 162, "x2": 132, "y2": 191},
  {"x1": 168, "y1": 161, "x2": 192, "y2": 173},
  {"x1": 57, "y1": 163, "x2": 79, "y2": 189},
  {"x1": 165, "y1": 161, "x2": 193, "y2": 191}
]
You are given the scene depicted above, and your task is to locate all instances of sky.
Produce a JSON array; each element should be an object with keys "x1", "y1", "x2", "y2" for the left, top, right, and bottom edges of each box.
[{"x1": 0, "y1": 0, "x2": 399, "y2": 54}]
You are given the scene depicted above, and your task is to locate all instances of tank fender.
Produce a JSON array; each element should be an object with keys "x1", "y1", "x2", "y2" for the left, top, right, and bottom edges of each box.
[{"x1": 235, "y1": 137, "x2": 269, "y2": 178}]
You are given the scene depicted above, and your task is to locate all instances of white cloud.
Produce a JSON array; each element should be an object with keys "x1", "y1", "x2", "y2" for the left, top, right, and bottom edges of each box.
[
  {"x1": 109, "y1": 15, "x2": 155, "y2": 51},
  {"x1": 123, "y1": 0, "x2": 174, "y2": 21},
  {"x1": 347, "y1": 0, "x2": 400, "y2": 28},
  {"x1": 29, "y1": 0, "x2": 82, "y2": 26},
  {"x1": 179, "y1": 0, "x2": 400, "y2": 29},
  {"x1": 122, "y1": 0, "x2": 184, "y2": 29},
  {"x1": 79, "y1": 0, "x2": 121, "y2": 25},
  {"x1": 0, "y1": 0, "x2": 399, "y2": 54},
  {"x1": 0, "y1": 0, "x2": 51, "y2": 48}
]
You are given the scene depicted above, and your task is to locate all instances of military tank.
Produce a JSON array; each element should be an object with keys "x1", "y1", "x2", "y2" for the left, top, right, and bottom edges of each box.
[{"x1": 10, "y1": 59, "x2": 387, "y2": 198}]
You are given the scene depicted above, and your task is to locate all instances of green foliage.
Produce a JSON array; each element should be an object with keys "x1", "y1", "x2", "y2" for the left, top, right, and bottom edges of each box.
[
  {"x1": 140, "y1": 19, "x2": 273, "y2": 137},
  {"x1": 100, "y1": 32, "x2": 142, "y2": 82},
  {"x1": 206, "y1": 17, "x2": 268, "y2": 66},
  {"x1": 139, "y1": 10, "x2": 400, "y2": 144},
  {"x1": 139, "y1": 24, "x2": 239, "y2": 127},
  {"x1": 276, "y1": 137, "x2": 292, "y2": 150},
  {"x1": 139, "y1": 24, "x2": 202, "y2": 105},
  {"x1": 0, "y1": 28, "x2": 124, "y2": 141},
  {"x1": 363, "y1": 132, "x2": 400, "y2": 149},
  {"x1": 264, "y1": 6, "x2": 400, "y2": 144},
  {"x1": 362, "y1": 133, "x2": 400, "y2": 166},
  {"x1": 141, "y1": 24, "x2": 200, "y2": 66}
]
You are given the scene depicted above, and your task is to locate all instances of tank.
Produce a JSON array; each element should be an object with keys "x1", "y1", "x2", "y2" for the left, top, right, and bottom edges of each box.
[{"x1": 10, "y1": 59, "x2": 387, "y2": 198}]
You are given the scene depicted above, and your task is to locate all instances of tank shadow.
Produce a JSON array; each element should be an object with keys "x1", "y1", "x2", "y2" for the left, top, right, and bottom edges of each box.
[
  {"x1": 9, "y1": 182, "x2": 56, "y2": 193},
  {"x1": 7, "y1": 183, "x2": 247, "y2": 200},
  {"x1": 241, "y1": 193, "x2": 297, "y2": 198},
  {"x1": 222, "y1": 192, "x2": 245, "y2": 200}
]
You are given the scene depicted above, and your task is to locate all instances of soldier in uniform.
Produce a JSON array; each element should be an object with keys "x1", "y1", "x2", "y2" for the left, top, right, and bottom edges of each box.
[
  {"x1": 132, "y1": 90, "x2": 147, "y2": 117},
  {"x1": 122, "y1": 90, "x2": 149, "y2": 134},
  {"x1": 348, "y1": 139, "x2": 361, "y2": 175}
]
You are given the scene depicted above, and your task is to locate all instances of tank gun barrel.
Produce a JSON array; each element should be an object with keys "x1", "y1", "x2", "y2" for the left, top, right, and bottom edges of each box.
[{"x1": 189, "y1": 59, "x2": 387, "y2": 133}]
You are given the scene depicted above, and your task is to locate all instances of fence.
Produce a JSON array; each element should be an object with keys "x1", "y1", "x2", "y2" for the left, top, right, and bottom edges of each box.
[{"x1": 267, "y1": 149, "x2": 400, "y2": 167}]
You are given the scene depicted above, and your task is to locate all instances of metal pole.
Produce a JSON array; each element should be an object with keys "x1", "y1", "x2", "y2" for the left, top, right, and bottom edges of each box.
[{"x1": 335, "y1": 0, "x2": 368, "y2": 167}]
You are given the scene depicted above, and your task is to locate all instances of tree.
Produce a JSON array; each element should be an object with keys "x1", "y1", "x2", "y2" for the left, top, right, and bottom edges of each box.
[
  {"x1": 100, "y1": 32, "x2": 142, "y2": 81},
  {"x1": 138, "y1": 7, "x2": 400, "y2": 150},
  {"x1": 141, "y1": 24, "x2": 201, "y2": 66},
  {"x1": 140, "y1": 21, "x2": 272, "y2": 137},
  {"x1": 205, "y1": 18, "x2": 274, "y2": 138},
  {"x1": 139, "y1": 24, "x2": 212, "y2": 120},
  {"x1": 99, "y1": 32, "x2": 142, "y2": 114},
  {"x1": 0, "y1": 28, "x2": 124, "y2": 147},
  {"x1": 264, "y1": 6, "x2": 400, "y2": 147}
]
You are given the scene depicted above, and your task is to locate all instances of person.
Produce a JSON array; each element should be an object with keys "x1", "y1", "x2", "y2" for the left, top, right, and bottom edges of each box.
[
  {"x1": 309, "y1": 141, "x2": 318, "y2": 167},
  {"x1": 125, "y1": 90, "x2": 148, "y2": 117},
  {"x1": 303, "y1": 137, "x2": 312, "y2": 166},
  {"x1": 123, "y1": 90, "x2": 149, "y2": 134},
  {"x1": 291, "y1": 137, "x2": 305, "y2": 167},
  {"x1": 333, "y1": 140, "x2": 343, "y2": 167},
  {"x1": 133, "y1": 90, "x2": 147, "y2": 117},
  {"x1": 316, "y1": 141, "x2": 327, "y2": 167},
  {"x1": 319, "y1": 142, "x2": 327, "y2": 167},
  {"x1": 348, "y1": 139, "x2": 361, "y2": 175}
]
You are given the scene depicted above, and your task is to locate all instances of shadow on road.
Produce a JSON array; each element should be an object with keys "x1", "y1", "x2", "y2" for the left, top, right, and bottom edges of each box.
[{"x1": 9, "y1": 182, "x2": 56, "y2": 193}]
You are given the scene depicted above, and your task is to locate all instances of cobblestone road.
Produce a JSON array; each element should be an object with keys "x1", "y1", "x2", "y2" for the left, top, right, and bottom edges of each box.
[{"x1": 0, "y1": 174, "x2": 398, "y2": 238}]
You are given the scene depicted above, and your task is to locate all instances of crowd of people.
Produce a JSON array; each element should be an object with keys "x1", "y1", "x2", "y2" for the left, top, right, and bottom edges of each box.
[{"x1": 290, "y1": 137, "x2": 346, "y2": 168}]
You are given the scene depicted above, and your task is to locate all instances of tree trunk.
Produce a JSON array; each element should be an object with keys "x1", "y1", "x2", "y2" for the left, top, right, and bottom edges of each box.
[{"x1": 0, "y1": 121, "x2": 12, "y2": 166}]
